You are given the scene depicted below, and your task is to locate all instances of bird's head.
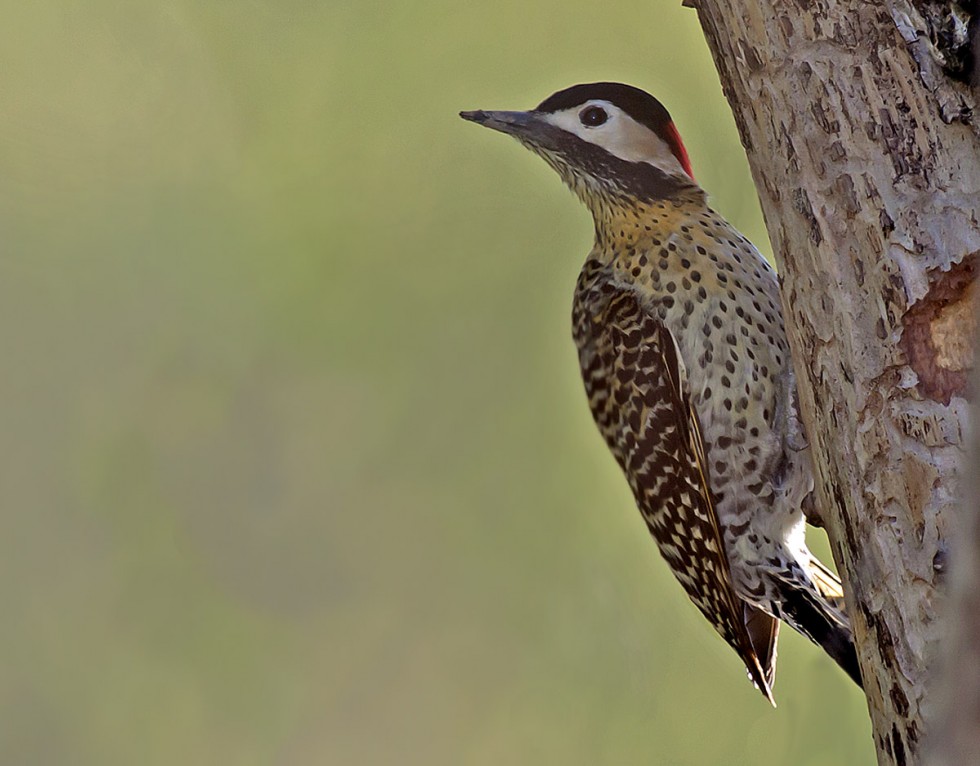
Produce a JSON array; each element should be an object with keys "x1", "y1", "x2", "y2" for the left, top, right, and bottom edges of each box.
[{"x1": 461, "y1": 82, "x2": 698, "y2": 213}]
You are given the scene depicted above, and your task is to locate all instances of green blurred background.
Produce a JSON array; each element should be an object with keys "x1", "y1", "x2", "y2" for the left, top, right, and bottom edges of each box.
[{"x1": 2, "y1": 2, "x2": 872, "y2": 764}]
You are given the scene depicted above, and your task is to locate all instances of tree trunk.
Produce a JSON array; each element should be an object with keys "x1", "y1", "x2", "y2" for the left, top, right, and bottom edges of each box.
[
  {"x1": 926, "y1": 340, "x2": 980, "y2": 766},
  {"x1": 688, "y1": 2, "x2": 980, "y2": 764}
]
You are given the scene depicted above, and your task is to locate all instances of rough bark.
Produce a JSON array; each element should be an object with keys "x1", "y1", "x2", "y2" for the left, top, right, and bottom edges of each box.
[
  {"x1": 925, "y1": 336, "x2": 980, "y2": 766},
  {"x1": 688, "y1": 2, "x2": 980, "y2": 764}
]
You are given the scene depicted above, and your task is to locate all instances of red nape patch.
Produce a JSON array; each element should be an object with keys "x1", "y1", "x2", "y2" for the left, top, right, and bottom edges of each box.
[{"x1": 664, "y1": 121, "x2": 694, "y2": 180}]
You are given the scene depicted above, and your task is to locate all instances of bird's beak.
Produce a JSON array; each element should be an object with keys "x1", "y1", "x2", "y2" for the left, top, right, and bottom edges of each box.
[{"x1": 459, "y1": 109, "x2": 542, "y2": 139}]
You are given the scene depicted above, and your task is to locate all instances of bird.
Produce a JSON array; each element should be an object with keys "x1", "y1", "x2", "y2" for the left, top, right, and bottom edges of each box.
[{"x1": 460, "y1": 82, "x2": 862, "y2": 702}]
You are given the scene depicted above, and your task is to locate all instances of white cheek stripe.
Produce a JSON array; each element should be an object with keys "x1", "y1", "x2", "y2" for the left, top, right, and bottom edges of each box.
[{"x1": 541, "y1": 102, "x2": 688, "y2": 178}]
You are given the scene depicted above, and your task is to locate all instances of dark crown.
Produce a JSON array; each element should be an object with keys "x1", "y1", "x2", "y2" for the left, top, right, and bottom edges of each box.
[{"x1": 536, "y1": 82, "x2": 673, "y2": 141}]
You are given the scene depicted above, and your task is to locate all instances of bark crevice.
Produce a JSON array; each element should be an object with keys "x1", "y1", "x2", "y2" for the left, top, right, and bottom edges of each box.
[{"x1": 899, "y1": 254, "x2": 978, "y2": 404}]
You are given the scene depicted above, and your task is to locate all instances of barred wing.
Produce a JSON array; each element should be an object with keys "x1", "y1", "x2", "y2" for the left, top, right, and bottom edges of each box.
[{"x1": 575, "y1": 285, "x2": 775, "y2": 701}]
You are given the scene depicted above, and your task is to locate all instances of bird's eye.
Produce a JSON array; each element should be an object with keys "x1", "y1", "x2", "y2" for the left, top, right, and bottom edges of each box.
[{"x1": 579, "y1": 106, "x2": 608, "y2": 127}]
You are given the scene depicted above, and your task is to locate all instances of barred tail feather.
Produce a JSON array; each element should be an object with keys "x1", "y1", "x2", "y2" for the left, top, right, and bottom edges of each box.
[{"x1": 808, "y1": 555, "x2": 845, "y2": 602}]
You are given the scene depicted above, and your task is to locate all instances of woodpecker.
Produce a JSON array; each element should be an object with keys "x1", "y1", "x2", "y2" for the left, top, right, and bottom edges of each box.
[{"x1": 461, "y1": 82, "x2": 862, "y2": 702}]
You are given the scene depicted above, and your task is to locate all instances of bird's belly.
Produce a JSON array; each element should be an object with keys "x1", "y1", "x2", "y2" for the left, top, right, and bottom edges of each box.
[{"x1": 664, "y1": 304, "x2": 805, "y2": 553}]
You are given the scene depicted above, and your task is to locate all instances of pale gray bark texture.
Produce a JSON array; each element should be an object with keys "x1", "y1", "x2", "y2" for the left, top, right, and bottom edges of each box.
[
  {"x1": 926, "y1": 343, "x2": 980, "y2": 766},
  {"x1": 688, "y1": 2, "x2": 980, "y2": 764}
]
